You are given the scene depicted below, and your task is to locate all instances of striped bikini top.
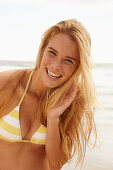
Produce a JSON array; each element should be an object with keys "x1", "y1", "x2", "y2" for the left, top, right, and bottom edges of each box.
[{"x1": 0, "y1": 69, "x2": 46, "y2": 145}]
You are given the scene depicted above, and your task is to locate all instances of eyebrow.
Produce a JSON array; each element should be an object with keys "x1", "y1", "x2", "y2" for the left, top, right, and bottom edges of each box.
[
  {"x1": 48, "y1": 47, "x2": 58, "y2": 53},
  {"x1": 48, "y1": 46, "x2": 79, "y2": 63}
]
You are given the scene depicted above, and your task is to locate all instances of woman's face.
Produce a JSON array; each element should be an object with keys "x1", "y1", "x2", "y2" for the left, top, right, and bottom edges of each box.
[{"x1": 39, "y1": 33, "x2": 79, "y2": 89}]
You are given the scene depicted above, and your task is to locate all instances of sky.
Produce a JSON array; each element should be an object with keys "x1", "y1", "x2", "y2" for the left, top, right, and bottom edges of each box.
[{"x1": 0, "y1": 0, "x2": 113, "y2": 63}]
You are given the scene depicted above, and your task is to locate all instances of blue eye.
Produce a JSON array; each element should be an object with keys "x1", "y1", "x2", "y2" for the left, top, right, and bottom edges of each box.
[
  {"x1": 65, "y1": 59, "x2": 73, "y2": 64},
  {"x1": 49, "y1": 51, "x2": 57, "y2": 56}
]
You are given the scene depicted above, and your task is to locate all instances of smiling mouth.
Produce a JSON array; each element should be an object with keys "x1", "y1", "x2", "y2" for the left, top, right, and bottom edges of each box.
[{"x1": 46, "y1": 68, "x2": 62, "y2": 79}]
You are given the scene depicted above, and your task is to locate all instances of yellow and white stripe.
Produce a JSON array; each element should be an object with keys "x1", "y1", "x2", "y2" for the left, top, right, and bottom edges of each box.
[
  {"x1": 0, "y1": 106, "x2": 47, "y2": 144},
  {"x1": 0, "y1": 70, "x2": 47, "y2": 144}
]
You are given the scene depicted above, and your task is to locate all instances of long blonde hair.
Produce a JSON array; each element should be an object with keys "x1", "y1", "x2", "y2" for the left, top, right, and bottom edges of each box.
[
  {"x1": 0, "y1": 19, "x2": 97, "y2": 167},
  {"x1": 35, "y1": 19, "x2": 97, "y2": 166}
]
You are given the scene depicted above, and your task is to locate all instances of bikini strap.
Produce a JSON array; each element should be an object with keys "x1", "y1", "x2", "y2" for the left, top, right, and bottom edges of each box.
[{"x1": 18, "y1": 69, "x2": 34, "y2": 106}]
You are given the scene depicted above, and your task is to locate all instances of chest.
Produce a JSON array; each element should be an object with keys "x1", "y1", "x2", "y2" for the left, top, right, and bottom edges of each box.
[
  {"x1": 0, "y1": 98, "x2": 46, "y2": 143},
  {"x1": 0, "y1": 70, "x2": 46, "y2": 144},
  {"x1": 19, "y1": 96, "x2": 42, "y2": 140}
]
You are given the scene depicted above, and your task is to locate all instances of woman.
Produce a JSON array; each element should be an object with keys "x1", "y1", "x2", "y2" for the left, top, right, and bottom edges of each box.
[{"x1": 0, "y1": 19, "x2": 97, "y2": 170}]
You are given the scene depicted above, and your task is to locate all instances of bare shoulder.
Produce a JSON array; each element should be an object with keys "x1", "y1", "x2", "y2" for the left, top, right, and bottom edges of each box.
[
  {"x1": 0, "y1": 69, "x2": 27, "y2": 89},
  {"x1": 17, "y1": 69, "x2": 33, "y2": 92},
  {"x1": 0, "y1": 69, "x2": 18, "y2": 77}
]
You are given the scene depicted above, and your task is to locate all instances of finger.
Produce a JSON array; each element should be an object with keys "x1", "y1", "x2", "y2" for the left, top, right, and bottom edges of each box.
[
  {"x1": 65, "y1": 83, "x2": 78, "y2": 100},
  {"x1": 60, "y1": 87, "x2": 77, "y2": 112}
]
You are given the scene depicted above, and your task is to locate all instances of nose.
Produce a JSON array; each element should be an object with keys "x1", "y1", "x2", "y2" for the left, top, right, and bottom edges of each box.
[{"x1": 51, "y1": 58, "x2": 62, "y2": 72}]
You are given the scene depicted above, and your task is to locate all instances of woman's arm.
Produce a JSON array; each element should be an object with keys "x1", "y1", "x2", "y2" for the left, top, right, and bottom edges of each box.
[
  {"x1": 45, "y1": 83, "x2": 77, "y2": 170},
  {"x1": 45, "y1": 114, "x2": 67, "y2": 170}
]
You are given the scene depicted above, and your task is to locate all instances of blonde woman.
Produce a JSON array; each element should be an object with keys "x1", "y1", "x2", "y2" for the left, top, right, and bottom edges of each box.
[{"x1": 0, "y1": 19, "x2": 97, "y2": 170}]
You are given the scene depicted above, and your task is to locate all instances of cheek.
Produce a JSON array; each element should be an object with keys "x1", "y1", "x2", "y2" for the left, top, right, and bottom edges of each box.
[
  {"x1": 63, "y1": 65, "x2": 76, "y2": 76},
  {"x1": 41, "y1": 55, "x2": 51, "y2": 66}
]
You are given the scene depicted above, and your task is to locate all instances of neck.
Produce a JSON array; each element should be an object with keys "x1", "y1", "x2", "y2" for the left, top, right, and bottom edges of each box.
[{"x1": 29, "y1": 69, "x2": 48, "y2": 100}]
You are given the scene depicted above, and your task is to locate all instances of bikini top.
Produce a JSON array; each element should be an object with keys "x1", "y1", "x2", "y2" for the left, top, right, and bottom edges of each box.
[{"x1": 0, "y1": 69, "x2": 46, "y2": 145}]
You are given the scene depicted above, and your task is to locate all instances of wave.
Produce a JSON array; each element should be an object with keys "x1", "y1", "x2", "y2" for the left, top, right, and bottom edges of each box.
[
  {"x1": 0, "y1": 60, "x2": 35, "y2": 67},
  {"x1": 0, "y1": 60, "x2": 113, "y2": 68}
]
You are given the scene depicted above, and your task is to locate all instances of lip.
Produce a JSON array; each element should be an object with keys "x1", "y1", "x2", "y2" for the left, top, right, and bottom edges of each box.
[
  {"x1": 47, "y1": 68, "x2": 62, "y2": 77},
  {"x1": 46, "y1": 68, "x2": 62, "y2": 80}
]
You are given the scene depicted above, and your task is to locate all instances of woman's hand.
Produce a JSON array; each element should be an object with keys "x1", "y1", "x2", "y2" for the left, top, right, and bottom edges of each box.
[{"x1": 47, "y1": 82, "x2": 78, "y2": 119}]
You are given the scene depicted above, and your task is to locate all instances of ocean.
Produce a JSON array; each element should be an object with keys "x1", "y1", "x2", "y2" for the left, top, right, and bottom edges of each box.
[{"x1": 0, "y1": 60, "x2": 113, "y2": 170}]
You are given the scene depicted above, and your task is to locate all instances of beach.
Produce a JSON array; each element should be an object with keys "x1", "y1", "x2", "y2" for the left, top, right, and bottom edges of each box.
[
  {"x1": 0, "y1": 61, "x2": 113, "y2": 170},
  {"x1": 63, "y1": 122, "x2": 113, "y2": 170},
  {"x1": 63, "y1": 63, "x2": 113, "y2": 170}
]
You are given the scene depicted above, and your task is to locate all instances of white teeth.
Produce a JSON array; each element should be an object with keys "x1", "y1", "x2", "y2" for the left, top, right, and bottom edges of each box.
[{"x1": 47, "y1": 69, "x2": 61, "y2": 78}]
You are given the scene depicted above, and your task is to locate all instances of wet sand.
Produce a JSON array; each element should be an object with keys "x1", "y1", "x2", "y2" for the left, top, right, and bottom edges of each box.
[{"x1": 62, "y1": 113, "x2": 113, "y2": 170}]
